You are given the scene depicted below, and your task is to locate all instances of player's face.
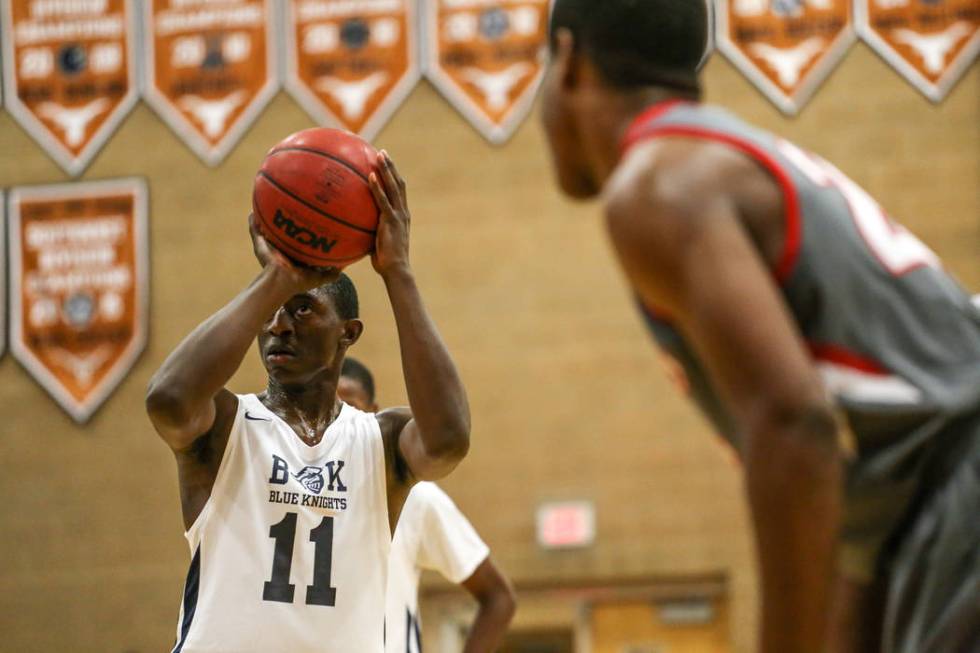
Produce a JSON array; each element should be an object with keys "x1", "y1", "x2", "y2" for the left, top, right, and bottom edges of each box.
[
  {"x1": 259, "y1": 291, "x2": 361, "y2": 386},
  {"x1": 540, "y1": 38, "x2": 601, "y2": 199},
  {"x1": 337, "y1": 376, "x2": 377, "y2": 412}
]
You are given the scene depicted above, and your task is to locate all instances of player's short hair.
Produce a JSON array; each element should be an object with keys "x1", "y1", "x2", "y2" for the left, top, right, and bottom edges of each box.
[
  {"x1": 341, "y1": 356, "x2": 375, "y2": 402},
  {"x1": 318, "y1": 273, "x2": 359, "y2": 320},
  {"x1": 550, "y1": 0, "x2": 707, "y2": 92}
]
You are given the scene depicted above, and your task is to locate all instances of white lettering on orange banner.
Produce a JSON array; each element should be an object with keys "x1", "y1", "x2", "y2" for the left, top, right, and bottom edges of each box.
[
  {"x1": 8, "y1": 178, "x2": 149, "y2": 423},
  {"x1": 856, "y1": 0, "x2": 979, "y2": 102},
  {"x1": 716, "y1": 0, "x2": 856, "y2": 115},
  {"x1": 284, "y1": 0, "x2": 420, "y2": 140},
  {"x1": 1, "y1": 0, "x2": 138, "y2": 175},
  {"x1": 143, "y1": 0, "x2": 279, "y2": 165},
  {"x1": 424, "y1": 0, "x2": 551, "y2": 144}
]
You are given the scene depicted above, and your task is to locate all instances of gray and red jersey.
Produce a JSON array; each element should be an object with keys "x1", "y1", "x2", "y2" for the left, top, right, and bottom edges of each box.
[{"x1": 623, "y1": 100, "x2": 980, "y2": 576}]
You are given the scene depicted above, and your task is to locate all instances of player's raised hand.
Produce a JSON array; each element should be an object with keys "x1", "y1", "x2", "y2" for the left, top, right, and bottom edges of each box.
[
  {"x1": 368, "y1": 150, "x2": 411, "y2": 277},
  {"x1": 248, "y1": 213, "x2": 340, "y2": 289}
]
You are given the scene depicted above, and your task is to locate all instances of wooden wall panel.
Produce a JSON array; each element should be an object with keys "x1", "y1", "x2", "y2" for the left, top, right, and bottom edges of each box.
[{"x1": 0, "y1": 43, "x2": 975, "y2": 652}]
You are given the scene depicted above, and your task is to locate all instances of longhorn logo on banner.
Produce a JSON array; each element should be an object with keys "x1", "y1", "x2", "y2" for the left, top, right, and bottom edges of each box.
[
  {"x1": 143, "y1": 0, "x2": 279, "y2": 165},
  {"x1": 717, "y1": 0, "x2": 855, "y2": 114},
  {"x1": 8, "y1": 179, "x2": 149, "y2": 423},
  {"x1": 856, "y1": 0, "x2": 979, "y2": 102},
  {"x1": 285, "y1": 0, "x2": 420, "y2": 140},
  {"x1": 424, "y1": 0, "x2": 551, "y2": 144},
  {"x1": 1, "y1": 0, "x2": 139, "y2": 175}
]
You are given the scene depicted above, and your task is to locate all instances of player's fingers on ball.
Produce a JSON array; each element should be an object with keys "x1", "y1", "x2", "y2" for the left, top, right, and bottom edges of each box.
[
  {"x1": 384, "y1": 154, "x2": 406, "y2": 192},
  {"x1": 377, "y1": 152, "x2": 400, "y2": 199},
  {"x1": 368, "y1": 173, "x2": 393, "y2": 214},
  {"x1": 381, "y1": 150, "x2": 406, "y2": 191}
]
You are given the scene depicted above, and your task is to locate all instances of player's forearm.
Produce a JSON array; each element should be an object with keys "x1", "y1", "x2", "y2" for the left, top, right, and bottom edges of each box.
[
  {"x1": 462, "y1": 595, "x2": 517, "y2": 653},
  {"x1": 147, "y1": 266, "x2": 297, "y2": 430},
  {"x1": 383, "y1": 265, "x2": 470, "y2": 461},
  {"x1": 745, "y1": 405, "x2": 842, "y2": 653}
]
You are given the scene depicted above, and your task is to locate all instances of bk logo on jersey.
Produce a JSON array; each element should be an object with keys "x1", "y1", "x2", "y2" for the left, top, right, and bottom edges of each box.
[
  {"x1": 269, "y1": 455, "x2": 347, "y2": 495},
  {"x1": 292, "y1": 466, "x2": 325, "y2": 494}
]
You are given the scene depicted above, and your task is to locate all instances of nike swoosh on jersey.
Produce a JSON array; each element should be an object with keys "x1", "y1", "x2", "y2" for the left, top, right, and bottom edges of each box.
[{"x1": 245, "y1": 411, "x2": 270, "y2": 421}]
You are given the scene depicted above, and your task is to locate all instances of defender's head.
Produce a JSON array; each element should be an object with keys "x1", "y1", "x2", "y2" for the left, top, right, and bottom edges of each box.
[
  {"x1": 541, "y1": 0, "x2": 708, "y2": 198},
  {"x1": 338, "y1": 356, "x2": 378, "y2": 413},
  {"x1": 259, "y1": 273, "x2": 363, "y2": 387}
]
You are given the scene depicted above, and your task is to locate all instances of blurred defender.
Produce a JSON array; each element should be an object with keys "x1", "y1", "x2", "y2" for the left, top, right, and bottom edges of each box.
[
  {"x1": 540, "y1": 2, "x2": 980, "y2": 652},
  {"x1": 339, "y1": 358, "x2": 517, "y2": 653},
  {"x1": 146, "y1": 153, "x2": 470, "y2": 652}
]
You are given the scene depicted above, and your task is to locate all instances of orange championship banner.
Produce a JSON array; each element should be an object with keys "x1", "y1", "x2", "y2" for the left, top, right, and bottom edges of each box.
[
  {"x1": 423, "y1": 0, "x2": 551, "y2": 144},
  {"x1": 0, "y1": 0, "x2": 139, "y2": 176},
  {"x1": 717, "y1": 0, "x2": 856, "y2": 115},
  {"x1": 8, "y1": 179, "x2": 148, "y2": 423},
  {"x1": 143, "y1": 0, "x2": 279, "y2": 165},
  {"x1": 856, "y1": 0, "x2": 979, "y2": 102},
  {"x1": 284, "y1": 0, "x2": 420, "y2": 141}
]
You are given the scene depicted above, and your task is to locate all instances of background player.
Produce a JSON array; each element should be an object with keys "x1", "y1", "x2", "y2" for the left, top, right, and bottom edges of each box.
[
  {"x1": 146, "y1": 151, "x2": 470, "y2": 652},
  {"x1": 539, "y1": 2, "x2": 980, "y2": 652},
  {"x1": 339, "y1": 357, "x2": 517, "y2": 653}
]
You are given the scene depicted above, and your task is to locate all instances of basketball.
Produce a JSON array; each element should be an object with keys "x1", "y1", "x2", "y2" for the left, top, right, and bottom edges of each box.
[{"x1": 252, "y1": 128, "x2": 379, "y2": 268}]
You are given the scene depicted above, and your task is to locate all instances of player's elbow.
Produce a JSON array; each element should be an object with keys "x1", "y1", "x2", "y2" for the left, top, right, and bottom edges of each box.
[
  {"x1": 750, "y1": 397, "x2": 837, "y2": 445},
  {"x1": 428, "y1": 423, "x2": 471, "y2": 466},
  {"x1": 743, "y1": 399, "x2": 841, "y2": 486},
  {"x1": 475, "y1": 575, "x2": 517, "y2": 624},
  {"x1": 492, "y1": 582, "x2": 518, "y2": 624},
  {"x1": 145, "y1": 379, "x2": 181, "y2": 423},
  {"x1": 145, "y1": 377, "x2": 204, "y2": 445}
]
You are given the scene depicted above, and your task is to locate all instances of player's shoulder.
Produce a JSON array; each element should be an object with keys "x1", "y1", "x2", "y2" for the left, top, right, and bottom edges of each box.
[
  {"x1": 375, "y1": 405, "x2": 412, "y2": 438},
  {"x1": 340, "y1": 400, "x2": 377, "y2": 419},
  {"x1": 609, "y1": 135, "x2": 760, "y2": 216},
  {"x1": 409, "y1": 481, "x2": 451, "y2": 505},
  {"x1": 407, "y1": 482, "x2": 465, "y2": 524},
  {"x1": 336, "y1": 401, "x2": 389, "y2": 441}
]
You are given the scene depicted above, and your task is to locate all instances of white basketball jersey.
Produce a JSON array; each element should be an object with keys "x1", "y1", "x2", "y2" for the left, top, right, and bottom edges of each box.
[
  {"x1": 172, "y1": 394, "x2": 390, "y2": 653},
  {"x1": 385, "y1": 482, "x2": 489, "y2": 653}
]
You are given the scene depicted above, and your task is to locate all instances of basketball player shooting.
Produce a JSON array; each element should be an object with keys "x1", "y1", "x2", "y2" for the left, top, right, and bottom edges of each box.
[
  {"x1": 540, "y1": 2, "x2": 980, "y2": 653},
  {"x1": 339, "y1": 358, "x2": 517, "y2": 653},
  {"x1": 146, "y1": 151, "x2": 471, "y2": 653}
]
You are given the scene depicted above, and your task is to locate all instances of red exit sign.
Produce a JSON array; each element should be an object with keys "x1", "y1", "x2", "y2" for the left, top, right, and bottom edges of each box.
[{"x1": 536, "y1": 501, "x2": 595, "y2": 549}]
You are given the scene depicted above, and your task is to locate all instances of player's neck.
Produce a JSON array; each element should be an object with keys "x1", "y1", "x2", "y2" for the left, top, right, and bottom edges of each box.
[
  {"x1": 586, "y1": 87, "x2": 693, "y2": 186},
  {"x1": 262, "y1": 377, "x2": 342, "y2": 429}
]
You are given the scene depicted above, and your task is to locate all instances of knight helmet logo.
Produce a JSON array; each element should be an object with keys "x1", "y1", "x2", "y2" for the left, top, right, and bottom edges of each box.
[{"x1": 292, "y1": 466, "x2": 325, "y2": 494}]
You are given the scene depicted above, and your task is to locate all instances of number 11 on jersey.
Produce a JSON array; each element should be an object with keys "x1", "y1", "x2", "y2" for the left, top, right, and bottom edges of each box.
[{"x1": 264, "y1": 512, "x2": 338, "y2": 607}]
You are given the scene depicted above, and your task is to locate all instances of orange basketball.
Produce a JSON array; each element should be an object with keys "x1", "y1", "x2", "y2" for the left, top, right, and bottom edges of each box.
[{"x1": 253, "y1": 128, "x2": 379, "y2": 268}]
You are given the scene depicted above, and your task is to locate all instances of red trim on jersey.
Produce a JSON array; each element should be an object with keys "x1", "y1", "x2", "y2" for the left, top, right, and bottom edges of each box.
[
  {"x1": 621, "y1": 124, "x2": 803, "y2": 286},
  {"x1": 808, "y1": 342, "x2": 888, "y2": 376}
]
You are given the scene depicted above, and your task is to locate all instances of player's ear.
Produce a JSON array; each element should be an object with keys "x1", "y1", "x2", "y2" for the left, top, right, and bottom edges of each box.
[
  {"x1": 340, "y1": 319, "x2": 363, "y2": 347},
  {"x1": 552, "y1": 28, "x2": 580, "y2": 90}
]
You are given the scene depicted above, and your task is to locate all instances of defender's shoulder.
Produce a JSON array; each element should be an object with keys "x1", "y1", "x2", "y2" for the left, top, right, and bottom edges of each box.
[
  {"x1": 408, "y1": 481, "x2": 450, "y2": 505},
  {"x1": 606, "y1": 134, "x2": 780, "y2": 252}
]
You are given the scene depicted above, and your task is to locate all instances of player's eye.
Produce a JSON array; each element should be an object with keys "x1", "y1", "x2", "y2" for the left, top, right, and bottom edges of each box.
[{"x1": 295, "y1": 304, "x2": 313, "y2": 317}]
